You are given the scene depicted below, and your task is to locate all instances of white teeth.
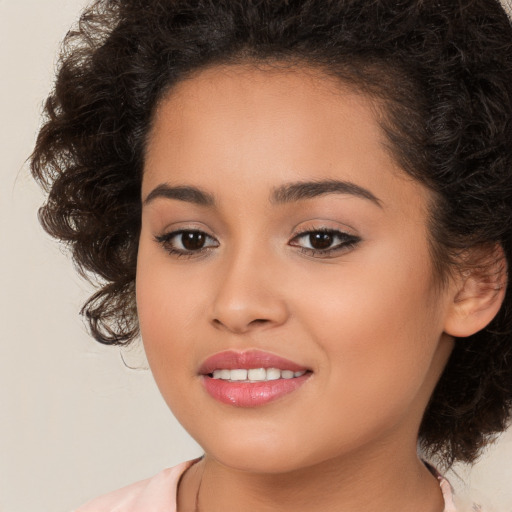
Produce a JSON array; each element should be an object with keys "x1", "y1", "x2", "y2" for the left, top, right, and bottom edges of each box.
[
  {"x1": 213, "y1": 369, "x2": 231, "y2": 379},
  {"x1": 247, "y1": 368, "x2": 267, "y2": 381},
  {"x1": 211, "y1": 367, "x2": 307, "y2": 382},
  {"x1": 220, "y1": 369, "x2": 231, "y2": 379},
  {"x1": 230, "y1": 369, "x2": 248, "y2": 381},
  {"x1": 266, "y1": 368, "x2": 281, "y2": 381}
]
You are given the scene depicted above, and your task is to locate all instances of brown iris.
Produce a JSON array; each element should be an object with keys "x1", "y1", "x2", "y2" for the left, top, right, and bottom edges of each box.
[
  {"x1": 181, "y1": 231, "x2": 207, "y2": 250},
  {"x1": 309, "y1": 232, "x2": 334, "y2": 250}
]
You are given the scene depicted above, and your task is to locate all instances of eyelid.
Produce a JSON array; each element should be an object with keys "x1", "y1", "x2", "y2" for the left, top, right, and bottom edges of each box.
[
  {"x1": 289, "y1": 225, "x2": 361, "y2": 258},
  {"x1": 154, "y1": 227, "x2": 219, "y2": 258},
  {"x1": 153, "y1": 222, "x2": 360, "y2": 259}
]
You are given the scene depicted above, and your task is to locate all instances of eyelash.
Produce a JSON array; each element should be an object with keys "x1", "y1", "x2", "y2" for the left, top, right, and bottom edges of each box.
[
  {"x1": 154, "y1": 230, "x2": 219, "y2": 259},
  {"x1": 289, "y1": 227, "x2": 361, "y2": 258},
  {"x1": 154, "y1": 227, "x2": 360, "y2": 259}
]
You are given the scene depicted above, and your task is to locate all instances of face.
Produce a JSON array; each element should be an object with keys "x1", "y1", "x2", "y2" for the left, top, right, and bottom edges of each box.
[{"x1": 137, "y1": 65, "x2": 455, "y2": 474}]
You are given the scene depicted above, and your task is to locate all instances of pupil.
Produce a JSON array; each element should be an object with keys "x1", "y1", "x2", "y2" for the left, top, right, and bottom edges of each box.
[
  {"x1": 182, "y1": 232, "x2": 205, "y2": 250},
  {"x1": 310, "y1": 232, "x2": 333, "y2": 249}
]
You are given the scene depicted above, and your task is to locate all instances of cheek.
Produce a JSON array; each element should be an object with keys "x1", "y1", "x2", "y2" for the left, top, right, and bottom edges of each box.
[
  {"x1": 291, "y1": 234, "x2": 443, "y2": 410},
  {"x1": 136, "y1": 241, "x2": 200, "y2": 382}
]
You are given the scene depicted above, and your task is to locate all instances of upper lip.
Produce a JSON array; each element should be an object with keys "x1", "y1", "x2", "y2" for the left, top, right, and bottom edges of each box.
[{"x1": 198, "y1": 349, "x2": 310, "y2": 375}]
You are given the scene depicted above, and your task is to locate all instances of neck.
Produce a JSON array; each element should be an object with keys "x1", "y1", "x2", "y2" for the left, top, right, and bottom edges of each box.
[{"x1": 178, "y1": 442, "x2": 445, "y2": 512}]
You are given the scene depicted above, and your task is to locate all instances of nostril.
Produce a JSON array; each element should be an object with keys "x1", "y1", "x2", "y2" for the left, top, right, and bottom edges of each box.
[
  {"x1": 249, "y1": 319, "x2": 269, "y2": 325},
  {"x1": 210, "y1": 293, "x2": 289, "y2": 333},
  {"x1": 211, "y1": 317, "x2": 271, "y2": 333}
]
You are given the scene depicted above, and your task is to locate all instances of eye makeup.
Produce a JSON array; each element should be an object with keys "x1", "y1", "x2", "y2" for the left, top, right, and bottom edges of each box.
[{"x1": 154, "y1": 225, "x2": 361, "y2": 260}]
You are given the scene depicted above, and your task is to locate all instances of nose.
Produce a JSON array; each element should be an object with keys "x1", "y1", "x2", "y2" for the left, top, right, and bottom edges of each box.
[{"x1": 209, "y1": 248, "x2": 289, "y2": 334}]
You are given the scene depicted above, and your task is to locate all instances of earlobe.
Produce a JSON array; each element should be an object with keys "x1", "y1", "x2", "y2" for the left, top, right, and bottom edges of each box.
[{"x1": 443, "y1": 246, "x2": 508, "y2": 338}]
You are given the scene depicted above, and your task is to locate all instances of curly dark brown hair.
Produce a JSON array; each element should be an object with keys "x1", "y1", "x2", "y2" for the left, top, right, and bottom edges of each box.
[{"x1": 31, "y1": 0, "x2": 512, "y2": 466}]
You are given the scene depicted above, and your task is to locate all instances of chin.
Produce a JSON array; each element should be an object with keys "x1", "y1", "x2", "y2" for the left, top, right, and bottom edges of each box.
[
  {"x1": 212, "y1": 449, "x2": 309, "y2": 475},
  {"x1": 197, "y1": 429, "x2": 313, "y2": 474}
]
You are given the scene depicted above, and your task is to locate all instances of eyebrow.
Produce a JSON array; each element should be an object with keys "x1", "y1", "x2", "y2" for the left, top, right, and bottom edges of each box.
[
  {"x1": 143, "y1": 179, "x2": 381, "y2": 208},
  {"x1": 270, "y1": 179, "x2": 382, "y2": 207},
  {"x1": 144, "y1": 184, "x2": 215, "y2": 206}
]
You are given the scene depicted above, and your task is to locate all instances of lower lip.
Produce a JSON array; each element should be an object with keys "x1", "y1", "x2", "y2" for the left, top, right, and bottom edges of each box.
[{"x1": 201, "y1": 374, "x2": 310, "y2": 407}]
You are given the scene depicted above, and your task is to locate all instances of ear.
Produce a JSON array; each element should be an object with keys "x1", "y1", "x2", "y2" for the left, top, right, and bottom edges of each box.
[{"x1": 443, "y1": 245, "x2": 508, "y2": 338}]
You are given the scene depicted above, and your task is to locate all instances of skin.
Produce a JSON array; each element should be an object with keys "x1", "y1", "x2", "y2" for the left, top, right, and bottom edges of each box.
[{"x1": 137, "y1": 64, "x2": 461, "y2": 512}]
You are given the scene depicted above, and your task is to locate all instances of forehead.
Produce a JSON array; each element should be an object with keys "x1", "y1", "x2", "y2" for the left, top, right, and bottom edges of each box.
[
  {"x1": 148, "y1": 64, "x2": 383, "y2": 153},
  {"x1": 143, "y1": 64, "x2": 430, "y2": 215},
  {"x1": 146, "y1": 64, "x2": 383, "y2": 162}
]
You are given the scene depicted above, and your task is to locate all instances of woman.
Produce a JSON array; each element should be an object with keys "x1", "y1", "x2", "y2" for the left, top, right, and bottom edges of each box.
[{"x1": 31, "y1": 1, "x2": 512, "y2": 510}]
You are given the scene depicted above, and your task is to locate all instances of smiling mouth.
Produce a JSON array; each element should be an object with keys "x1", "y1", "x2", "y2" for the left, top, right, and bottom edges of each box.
[
  {"x1": 209, "y1": 368, "x2": 308, "y2": 382},
  {"x1": 199, "y1": 350, "x2": 312, "y2": 407}
]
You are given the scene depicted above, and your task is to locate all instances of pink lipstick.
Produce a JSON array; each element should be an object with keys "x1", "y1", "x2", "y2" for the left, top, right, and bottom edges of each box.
[{"x1": 199, "y1": 350, "x2": 311, "y2": 407}]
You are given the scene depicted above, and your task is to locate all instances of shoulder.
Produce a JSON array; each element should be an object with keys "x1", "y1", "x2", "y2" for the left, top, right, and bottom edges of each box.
[
  {"x1": 425, "y1": 462, "x2": 483, "y2": 512},
  {"x1": 438, "y1": 475, "x2": 458, "y2": 512},
  {"x1": 438, "y1": 473, "x2": 485, "y2": 512},
  {"x1": 72, "y1": 459, "x2": 199, "y2": 512}
]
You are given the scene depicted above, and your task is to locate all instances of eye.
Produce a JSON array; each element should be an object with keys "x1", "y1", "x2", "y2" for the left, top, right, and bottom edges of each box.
[
  {"x1": 289, "y1": 228, "x2": 360, "y2": 257},
  {"x1": 155, "y1": 229, "x2": 219, "y2": 257}
]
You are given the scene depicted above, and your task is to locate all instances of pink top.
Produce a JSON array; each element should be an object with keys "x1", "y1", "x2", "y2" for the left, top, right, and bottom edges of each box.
[{"x1": 73, "y1": 459, "x2": 463, "y2": 512}]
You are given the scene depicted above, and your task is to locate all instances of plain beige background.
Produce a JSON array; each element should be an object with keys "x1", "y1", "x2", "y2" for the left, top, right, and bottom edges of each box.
[{"x1": 0, "y1": 1, "x2": 511, "y2": 511}]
